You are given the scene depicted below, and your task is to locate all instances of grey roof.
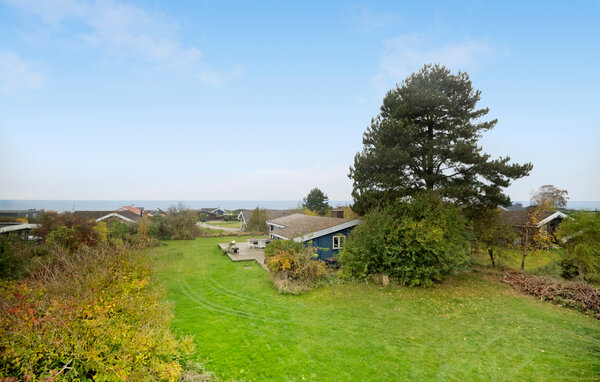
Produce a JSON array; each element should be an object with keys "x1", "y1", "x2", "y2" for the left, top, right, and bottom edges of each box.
[
  {"x1": 268, "y1": 213, "x2": 354, "y2": 239},
  {"x1": 0, "y1": 223, "x2": 40, "y2": 234}
]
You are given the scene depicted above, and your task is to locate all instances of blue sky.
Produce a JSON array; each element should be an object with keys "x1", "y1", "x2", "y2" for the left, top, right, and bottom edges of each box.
[{"x1": 0, "y1": 0, "x2": 599, "y2": 202}]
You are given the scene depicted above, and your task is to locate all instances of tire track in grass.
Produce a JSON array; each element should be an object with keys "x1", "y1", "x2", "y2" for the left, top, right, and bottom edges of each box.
[
  {"x1": 177, "y1": 278, "x2": 290, "y2": 323},
  {"x1": 178, "y1": 279, "x2": 270, "y2": 321},
  {"x1": 204, "y1": 275, "x2": 288, "y2": 309}
]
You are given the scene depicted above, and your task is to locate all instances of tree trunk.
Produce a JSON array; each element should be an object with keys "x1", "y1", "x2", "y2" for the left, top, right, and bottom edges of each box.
[
  {"x1": 488, "y1": 248, "x2": 495, "y2": 267},
  {"x1": 521, "y1": 247, "x2": 527, "y2": 270}
]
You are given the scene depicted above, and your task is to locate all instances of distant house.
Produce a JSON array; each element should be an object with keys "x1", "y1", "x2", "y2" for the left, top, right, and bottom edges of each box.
[
  {"x1": 499, "y1": 208, "x2": 567, "y2": 235},
  {"x1": 73, "y1": 210, "x2": 142, "y2": 224},
  {"x1": 0, "y1": 209, "x2": 44, "y2": 220},
  {"x1": 119, "y1": 205, "x2": 145, "y2": 217},
  {"x1": 266, "y1": 213, "x2": 361, "y2": 262},
  {"x1": 199, "y1": 207, "x2": 225, "y2": 221},
  {"x1": 0, "y1": 223, "x2": 40, "y2": 239},
  {"x1": 499, "y1": 203, "x2": 525, "y2": 212},
  {"x1": 238, "y1": 209, "x2": 296, "y2": 231}
]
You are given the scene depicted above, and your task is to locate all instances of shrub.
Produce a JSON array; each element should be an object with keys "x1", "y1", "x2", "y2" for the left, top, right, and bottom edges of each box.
[
  {"x1": 223, "y1": 214, "x2": 238, "y2": 222},
  {"x1": 162, "y1": 204, "x2": 200, "y2": 240},
  {"x1": 0, "y1": 243, "x2": 192, "y2": 381},
  {"x1": 340, "y1": 193, "x2": 470, "y2": 286},
  {"x1": 557, "y1": 211, "x2": 600, "y2": 281},
  {"x1": 264, "y1": 240, "x2": 326, "y2": 294}
]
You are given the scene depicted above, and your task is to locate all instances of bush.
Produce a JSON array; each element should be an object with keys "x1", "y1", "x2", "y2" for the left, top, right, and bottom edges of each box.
[
  {"x1": 0, "y1": 243, "x2": 192, "y2": 381},
  {"x1": 557, "y1": 211, "x2": 600, "y2": 281},
  {"x1": 161, "y1": 204, "x2": 200, "y2": 240},
  {"x1": 223, "y1": 214, "x2": 238, "y2": 222},
  {"x1": 340, "y1": 194, "x2": 470, "y2": 286},
  {"x1": 264, "y1": 240, "x2": 326, "y2": 294},
  {"x1": 0, "y1": 236, "x2": 37, "y2": 280}
]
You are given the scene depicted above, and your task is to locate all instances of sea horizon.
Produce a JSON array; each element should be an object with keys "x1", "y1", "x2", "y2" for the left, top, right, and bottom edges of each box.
[{"x1": 1, "y1": 199, "x2": 599, "y2": 212}]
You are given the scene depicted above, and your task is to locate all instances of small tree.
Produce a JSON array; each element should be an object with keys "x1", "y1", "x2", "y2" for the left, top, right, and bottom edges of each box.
[
  {"x1": 471, "y1": 209, "x2": 515, "y2": 267},
  {"x1": 246, "y1": 207, "x2": 269, "y2": 234},
  {"x1": 302, "y1": 188, "x2": 330, "y2": 216},
  {"x1": 531, "y1": 185, "x2": 569, "y2": 208},
  {"x1": 520, "y1": 201, "x2": 554, "y2": 270},
  {"x1": 557, "y1": 211, "x2": 600, "y2": 280},
  {"x1": 163, "y1": 203, "x2": 200, "y2": 239}
]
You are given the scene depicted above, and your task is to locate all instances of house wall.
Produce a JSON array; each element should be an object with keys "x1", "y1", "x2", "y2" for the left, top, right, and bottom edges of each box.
[{"x1": 304, "y1": 227, "x2": 353, "y2": 261}]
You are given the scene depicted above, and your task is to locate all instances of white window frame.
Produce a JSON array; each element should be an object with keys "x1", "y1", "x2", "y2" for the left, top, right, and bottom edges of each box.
[{"x1": 332, "y1": 234, "x2": 346, "y2": 249}]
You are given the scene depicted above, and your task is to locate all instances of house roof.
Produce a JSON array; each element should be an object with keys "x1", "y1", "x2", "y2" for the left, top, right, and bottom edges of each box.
[
  {"x1": 499, "y1": 209, "x2": 566, "y2": 227},
  {"x1": 267, "y1": 213, "x2": 360, "y2": 241},
  {"x1": 119, "y1": 205, "x2": 143, "y2": 216},
  {"x1": 73, "y1": 211, "x2": 116, "y2": 221},
  {"x1": 239, "y1": 209, "x2": 296, "y2": 225},
  {"x1": 0, "y1": 223, "x2": 40, "y2": 234}
]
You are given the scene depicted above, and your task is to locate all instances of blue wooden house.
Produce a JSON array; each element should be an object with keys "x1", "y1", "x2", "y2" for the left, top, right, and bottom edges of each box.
[{"x1": 266, "y1": 213, "x2": 361, "y2": 262}]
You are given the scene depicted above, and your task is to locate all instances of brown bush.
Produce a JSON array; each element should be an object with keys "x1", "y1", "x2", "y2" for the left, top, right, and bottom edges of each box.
[{"x1": 502, "y1": 271, "x2": 600, "y2": 319}]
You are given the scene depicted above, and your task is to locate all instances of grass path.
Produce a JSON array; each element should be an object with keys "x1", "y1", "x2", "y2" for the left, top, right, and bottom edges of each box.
[{"x1": 150, "y1": 237, "x2": 600, "y2": 381}]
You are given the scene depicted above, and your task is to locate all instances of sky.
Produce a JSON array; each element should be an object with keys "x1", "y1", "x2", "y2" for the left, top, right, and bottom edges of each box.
[{"x1": 0, "y1": 0, "x2": 599, "y2": 202}]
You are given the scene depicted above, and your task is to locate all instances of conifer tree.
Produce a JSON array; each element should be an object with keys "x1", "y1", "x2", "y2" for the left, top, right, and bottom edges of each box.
[{"x1": 349, "y1": 64, "x2": 532, "y2": 215}]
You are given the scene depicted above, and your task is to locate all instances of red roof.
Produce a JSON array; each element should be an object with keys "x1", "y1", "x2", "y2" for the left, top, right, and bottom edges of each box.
[{"x1": 119, "y1": 205, "x2": 142, "y2": 215}]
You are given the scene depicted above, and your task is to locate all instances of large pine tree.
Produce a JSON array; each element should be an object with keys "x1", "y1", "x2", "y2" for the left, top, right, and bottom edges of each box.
[{"x1": 350, "y1": 64, "x2": 532, "y2": 215}]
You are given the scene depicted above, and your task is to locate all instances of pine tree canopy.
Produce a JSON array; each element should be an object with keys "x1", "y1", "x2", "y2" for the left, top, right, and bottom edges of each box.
[
  {"x1": 303, "y1": 188, "x2": 330, "y2": 216},
  {"x1": 349, "y1": 64, "x2": 532, "y2": 216}
]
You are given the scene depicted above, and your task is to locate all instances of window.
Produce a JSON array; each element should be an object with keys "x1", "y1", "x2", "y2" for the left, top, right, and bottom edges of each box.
[{"x1": 332, "y1": 234, "x2": 346, "y2": 249}]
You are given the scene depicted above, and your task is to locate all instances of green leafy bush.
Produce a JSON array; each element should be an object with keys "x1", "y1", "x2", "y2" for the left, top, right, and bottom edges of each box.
[
  {"x1": 340, "y1": 194, "x2": 470, "y2": 286},
  {"x1": 0, "y1": 244, "x2": 192, "y2": 381},
  {"x1": 557, "y1": 211, "x2": 600, "y2": 282}
]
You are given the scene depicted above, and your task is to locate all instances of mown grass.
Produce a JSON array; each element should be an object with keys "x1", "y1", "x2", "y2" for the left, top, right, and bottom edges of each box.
[
  {"x1": 150, "y1": 237, "x2": 600, "y2": 381},
  {"x1": 205, "y1": 220, "x2": 242, "y2": 229},
  {"x1": 472, "y1": 247, "x2": 563, "y2": 277}
]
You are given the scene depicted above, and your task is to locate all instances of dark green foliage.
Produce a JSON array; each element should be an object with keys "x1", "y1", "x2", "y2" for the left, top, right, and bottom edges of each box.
[
  {"x1": 557, "y1": 211, "x2": 600, "y2": 281},
  {"x1": 198, "y1": 213, "x2": 207, "y2": 222},
  {"x1": 340, "y1": 193, "x2": 470, "y2": 286},
  {"x1": 223, "y1": 215, "x2": 238, "y2": 222},
  {"x1": 349, "y1": 64, "x2": 532, "y2": 216},
  {"x1": 302, "y1": 188, "x2": 330, "y2": 216},
  {"x1": 0, "y1": 236, "x2": 34, "y2": 280},
  {"x1": 246, "y1": 207, "x2": 269, "y2": 234}
]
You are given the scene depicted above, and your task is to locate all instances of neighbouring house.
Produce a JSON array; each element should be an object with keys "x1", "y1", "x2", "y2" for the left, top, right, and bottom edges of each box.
[
  {"x1": 119, "y1": 205, "x2": 145, "y2": 217},
  {"x1": 499, "y1": 208, "x2": 568, "y2": 237},
  {"x1": 199, "y1": 207, "x2": 225, "y2": 221},
  {"x1": 499, "y1": 203, "x2": 525, "y2": 212},
  {"x1": 0, "y1": 209, "x2": 44, "y2": 220},
  {"x1": 73, "y1": 210, "x2": 142, "y2": 224},
  {"x1": 238, "y1": 209, "x2": 296, "y2": 231},
  {"x1": 0, "y1": 222, "x2": 40, "y2": 239},
  {"x1": 266, "y1": 212, "x2": 361, "y2": 262}
]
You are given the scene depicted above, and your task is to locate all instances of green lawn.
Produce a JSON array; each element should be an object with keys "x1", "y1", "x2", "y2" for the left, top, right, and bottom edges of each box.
[
  {"x1": 206, "y1": 220, "x2": 242, "y2": 229},
  {"x1": 150, "y1": 237, "x2": 600, "y2": 381}
]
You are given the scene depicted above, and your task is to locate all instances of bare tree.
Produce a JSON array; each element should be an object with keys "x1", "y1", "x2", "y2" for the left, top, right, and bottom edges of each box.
[{"x1": 530, "y1": 185, "x2": 569, "y2": 208}]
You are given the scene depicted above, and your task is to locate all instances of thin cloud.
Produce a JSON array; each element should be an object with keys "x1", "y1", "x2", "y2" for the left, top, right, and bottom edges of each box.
[
  {"x1": 0, "y1": 51, "x2": 45, "y2": 93},
  {"x1": 371, "y1": 33, "x2": 495, "y2": 94},
  {"x1": 2, "y1": 0, "x2": 241, "y2": 85}
]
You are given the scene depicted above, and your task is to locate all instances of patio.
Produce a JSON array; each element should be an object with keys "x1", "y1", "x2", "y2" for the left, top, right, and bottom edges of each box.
[{"x1": 218, "y1": 241, "x2": 268, "y2": 270}]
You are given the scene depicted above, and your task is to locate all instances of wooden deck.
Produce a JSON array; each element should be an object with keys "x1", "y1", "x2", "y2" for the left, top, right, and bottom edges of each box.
[{"x1": 218, "y1": 242, "x2": 268, "y2": 270}]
